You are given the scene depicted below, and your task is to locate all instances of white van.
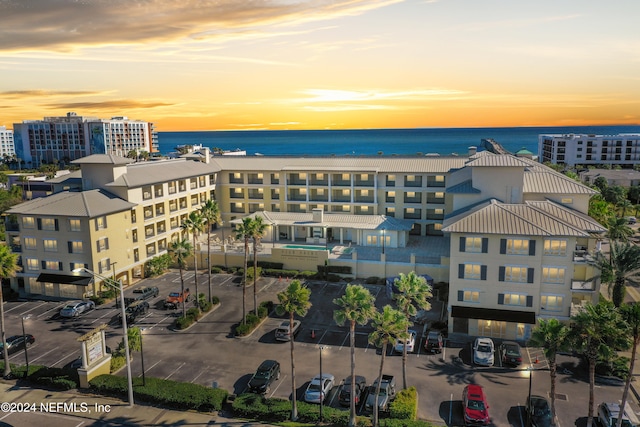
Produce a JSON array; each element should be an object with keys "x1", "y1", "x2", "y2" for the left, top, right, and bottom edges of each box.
[{"x1": 275, "y1": 320, "x2": 301, "y2": 341}]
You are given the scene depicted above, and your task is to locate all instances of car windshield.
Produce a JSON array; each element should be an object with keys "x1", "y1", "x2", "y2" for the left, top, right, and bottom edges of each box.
[
  {"x1": 505, "y1": 346, "x2": 520, "y2": 356},
  {"x1": 308, "y1": 383, "x2": 321, "y2": 392},
  {"x1": 468, "y1": 399, "x2": 486, "y2": 410},
  {"x1": 254, "y1": 370, "x2": 270, "y2": 379},
  {"x1": 62, "y1": 304, "x2": 75, "y2": 310},
  {"x1": 477, "y1": 344, "x2": 491, "y2": 352},
  {"x1": 169, "y1": 292, "x2": 179, "y2": 297}
]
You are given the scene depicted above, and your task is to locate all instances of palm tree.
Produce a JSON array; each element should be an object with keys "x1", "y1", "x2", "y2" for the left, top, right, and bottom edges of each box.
[
  {"x1": 250, "y1": 216, "x2": 267, "y2": 315},
  {"x1": 0, "y1": 245, "x2": 20, "y2": 377},
  {"x1": 368, "y1": 305, "x2": 409, "y2": 427},
  {"x1": 529, "y1": 318, "x2": 569, "y2": 424},
  {"x1": 275, "y1": 280, "x2": 312, "y2": 422},
  {"x1": 618, "y1": 199, "x2": 634, "y2": 218},
  {"x1": 593, "y1": 241, "x2": 640, "y2": 307},
  {"x1": 235, "y1": 217, "x2": 254, "y2": 324},
  {"x1": 199, "y1": 200, "x2": 221, "y2": 303},
  {"x1": 333, "y1": 284, "x2": 377, "y2": 427},
  {"x1": 392, "y1": 272, "x2": 432, "y2": 389},
  {"x1": 617, "y1": 303, "x2": 640, "y2": 427},
  {"x1": 570, "y1": 301, "x2": 629, "y2": 427},
  {"x1": 181, "y1": 211, "x2": 204, "y2": 311},
  {"x1": 606, "y1": 216, "x2": 634, "y2": 243},
  {"x1": 168, "y1": 238, "x2": 193, "y2": 318}
]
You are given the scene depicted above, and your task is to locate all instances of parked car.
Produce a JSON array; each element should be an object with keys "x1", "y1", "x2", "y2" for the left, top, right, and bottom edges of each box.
[
  {"x1": 60, "y1": 300, "x2": 95, "y2": 318},
  {"x1": 394, "y1": 329, "x2": 417, "y2": 353},
  {"x1": 304, "y1": 373, "x2": 335, "y2": 404},
  {"x1": 462, "y1": 384, "x2": 490, "y2": 425},
  {"x1": 133, "y1": 286, "x2": 160, "y2": 300},
  {"x1": 526, "y1": 395, "x2": 553, "y2": 427},
  {"x1": 473, "y1": 337, "x2": 495, "y2": 366},
  {"x1": 275, "y1": 320, "x2": 301, "y2": 342},
  {"x1": 247, "y1": 360, "x2": 281, "y2": 394},
  {"x1": 115, "y1": 296, "x2": 137, "y2": 309},
  {"x1": 598, "y1": 401, "x2": 639, "y2": 427},
  {"x1": 164, "y1": 289, "x2": 190, "y2": 309},
  {"x1": 500, "y1": 341, "x2": 522, "y2": 366},
  {"x1": 119, "y1": 300, "x2": 150, "y2": 324},
  {"x1": 338, "y1": 375, "x2": 367, "y2": 407},
  {"x1": 364, "y1": 374, "x2": 396, "y2": 413},
  {"x1": 0, "y1": 335, "x2": 35, "y2": 354},
  {"x1": 425, "y1": 330, "x2": 444, "y2": 353},
  {"x1": 627, "y1": 216, "x2": 637, "y2": 225}
]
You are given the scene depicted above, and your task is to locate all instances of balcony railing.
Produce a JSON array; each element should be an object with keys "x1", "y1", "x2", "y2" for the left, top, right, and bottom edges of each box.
[
  {"x1": 571, "y1": 278, "x2": 596, "y2": 291},
  {"x1": 573, "y1": 250, "x2": 596, "y2": 263}
]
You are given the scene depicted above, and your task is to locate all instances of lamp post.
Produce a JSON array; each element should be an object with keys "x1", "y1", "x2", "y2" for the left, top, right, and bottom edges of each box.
[
  {"x1": 73, "y1": 268, "x2": 134, "y2": 407},
  {"x1": 527, "y1": 366, "x2": 533, "y2": 427},
  {"x1": 140, "y1": 328, "x2": 146, "y2": 386},
  {"x1": 381, "y1": 227, "x2": 386, "y2": 255},
  {"x1": 272, "y1": 222, "x2": 276, "y2": 249},
  {"x1": 21, "y1": 314, "x2": 31, "y2": 378},
  {"x1": 319, "y1": 345, "x2": 325, "y2": 422}
]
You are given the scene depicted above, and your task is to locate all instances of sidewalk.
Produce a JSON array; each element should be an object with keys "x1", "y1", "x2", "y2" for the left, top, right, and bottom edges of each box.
[{"x1": 0, "y1": 379, "x2": 269, "y2": 427}]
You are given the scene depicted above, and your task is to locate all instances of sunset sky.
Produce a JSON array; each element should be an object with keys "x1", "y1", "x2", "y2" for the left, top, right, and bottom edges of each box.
[{"x1": 1, "y1": 0, "x2": 639, "y2": 131}]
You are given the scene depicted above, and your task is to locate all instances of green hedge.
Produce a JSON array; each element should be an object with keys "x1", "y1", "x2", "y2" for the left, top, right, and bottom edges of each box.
[
  {"x1": 235, "y1": 300, "x2": 273, "y2": 336},
  {"x1": 90, "y1": 374, "x2": 228, "y2": 412},
  {"x1": 2, "y1": 363, "x2": 79, "y2": 390},
  {"x1": 231, "y1": 393, "x2": 372, "y2": 426},
  {"x1": 390, "y1": 386, "x2": 418, "y2": 420}
]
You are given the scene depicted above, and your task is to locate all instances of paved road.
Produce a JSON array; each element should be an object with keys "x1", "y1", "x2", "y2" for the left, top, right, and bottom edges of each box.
[{"x1": 2, "y1": 271, "x2": 631, "y2": 426}]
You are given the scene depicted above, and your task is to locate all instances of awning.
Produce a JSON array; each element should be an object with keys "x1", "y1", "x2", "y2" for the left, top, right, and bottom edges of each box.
[
  {"x1": 451, "y1": 305, "x2": 536, "y2": 324},
  {"x1": 37, "y1": 273, "x2": 92, "y2": 286}
]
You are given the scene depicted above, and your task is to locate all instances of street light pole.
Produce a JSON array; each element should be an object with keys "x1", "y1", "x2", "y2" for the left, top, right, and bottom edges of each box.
[
  {"x1": 527, "y1": 367, "x2": 533, "y2": 427},
  {"x1": 319, "y1": 345, "x2": 325, "y2": 422},
  {"x1": 140, "y1": 328, "x2": 146, "y2": 387},
  {"x1": 73, "y1": 268, "x2": 134, "y2": 407},
  {"x1": 21, "y1": 315, "x2": 31, "y2": 378},
  {"x1": 381, "y1": 228, "x2": 385, "y2": 255}
]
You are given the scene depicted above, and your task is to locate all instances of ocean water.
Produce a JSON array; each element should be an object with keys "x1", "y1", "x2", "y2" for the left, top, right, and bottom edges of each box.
[{"x1": 157, "y1": 125, "x2": 640, "y2": 157}]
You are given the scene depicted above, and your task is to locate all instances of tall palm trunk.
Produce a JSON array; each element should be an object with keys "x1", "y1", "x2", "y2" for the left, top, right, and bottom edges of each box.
[
  {"x1": 242, "y1": 237, "x2": 249, "y2": 324},
  {"x1": 618, "y1": 335, "x2": 640, "y2": 427},
  {"x1": 402, "y1": 321, "x2": 409, "y2": 389},
  {"x1": 207, "y1": 222, "x2": 212, "y2": 303},
  {"x1": 349, "y1": 320, "x2": 357, "y2": 427},
  {"x1": 1, "y1": 287, "x2": 10, "y2": 378},
  {"x1": 289, "y1": 312, "x2": 298, "y2": 421},
  {"x1": 549, "y1": 358, "x2": 558, "y2": 424},
  {"x1": 253, "y1": 239, "x2": 258, "y2": 315},
  {"x1": 587, "y1": 354, "x2": 596, "y2": 427},
  {"x1": 179, "y1": 267, "x2": 186, "y2": 318},
  {"x1": 192, "y1": 234, "x2": 199, "y2": 312},
  {"x1": 373, "y1": 341, "x2": 387, "y2": 427}
]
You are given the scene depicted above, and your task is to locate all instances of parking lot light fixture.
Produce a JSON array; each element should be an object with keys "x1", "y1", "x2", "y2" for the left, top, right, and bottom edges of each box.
[
  {"x1": 72, "y1": 267, "x2": 134, "y2": 408},
  {"x1": 21, "y1": 314, "x2": 32, "y2": 378},
  {"x1": 319, "y1": 345, "x2": 325, "y2": 422}
]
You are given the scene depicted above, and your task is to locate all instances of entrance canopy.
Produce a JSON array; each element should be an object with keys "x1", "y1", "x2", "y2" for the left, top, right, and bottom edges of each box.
[
  {"x1": 451, "y1": 305, "x2": 536, "y2": 324},
  {"x1": 37, "y1": 273, "x2": 92, "y2": 286}
]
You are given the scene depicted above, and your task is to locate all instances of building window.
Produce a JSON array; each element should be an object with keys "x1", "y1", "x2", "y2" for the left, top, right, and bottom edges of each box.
[
  {"x1": 501, "y1": 238, "x2": 534, "y2": 255},
  {"x1": 26, "y1": 258, "x2": 39, "y2": 271},
  {"x1": 68, "y1": 241, "x2": 83, "y2": 254},
  {"x1": 97, "y1": 238, "x2": 109, "y2": 252},
  {"x1": 70, "y1": 262, "x2": 86, "y2": 272},
  {"x1": 460, "y1": 237, "x2": 487, "y2": 253},
  {"x1": 44, "y1": 260, "x2": 62, "y2": 271},
  {"x1": 541, "y1": 295, "x2": 564, "y2": 311},
  {"x1": 69, "y1": 219, "x2": 81, "y2": 231},
  {"x1": 458, "y1": 263, "x2": 486, "y2": 280},
  {"x1": 40, "y1": 218, "x2": 58, "y2": 231},
  {"x1": 24, "y1": 237, "x2": 37, "y2": 250},
  {"x1": 504, "y1": 266, "x2": 529, "y2": 283},
  {"x1": 561, "y1": 198, "x2": 573, "y2": 204},
  {"x1": 386, "y1": 175, "x2": 395, "y2": 186},
  {"x1": 98, "y1": 258, "x2": 111, "y2": 274},
  {"x1": 22, "y1": 217, "x2": 35, "y2": 228},
  {"x1": 96, "y1": 216, "x2": 107, "y2": 230},
  {"x1": 142, "y1": 186, "x2": 152, "y2": 200},
  {"x1": 457, "y1": 290, "x2": 480, "y2": 303},
  {"x1": 499, "y1": 293, "x2": 531, "y2": 307},
  {"x1": 542, "y1": 267, "x2": 565, "y2": 284},
  {"x1": 43, "y1": 239, "x2": 57, "y2": 252},
  {"x1": 543, "y1": 239, "x2": 567, "y2": 256}
]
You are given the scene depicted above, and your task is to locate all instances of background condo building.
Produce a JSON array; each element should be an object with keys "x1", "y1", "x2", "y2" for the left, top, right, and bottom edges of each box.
[
  {"x1": 0, "y1": 125, "x2": 15, "y2": 159},
  {"x1": 4, "y1": 150, "x2": 605, "y2": 340},
  {"x1": 539, "y1": 133, "x2": 640, "y2": 167},
  {"x1": 13, "y1": 112, "x2": 158, "y2": 167}
]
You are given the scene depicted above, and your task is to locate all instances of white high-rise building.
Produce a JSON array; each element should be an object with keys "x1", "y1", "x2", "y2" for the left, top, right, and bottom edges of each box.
[
  {"x1": 539, "y1": 133, "x2": 640, "y2": 167},
  {"x1": 13, "y1": 112, "x2": 158, "y2": 167},
  {"x1": 0, "y1": 126, "x2": 15, "y2": 158}
]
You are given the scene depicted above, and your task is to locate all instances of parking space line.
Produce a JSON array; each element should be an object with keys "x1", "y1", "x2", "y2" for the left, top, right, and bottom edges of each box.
[
  {"x1": 270, "y1": 374, "x2": 287, "y2": 397},
  {"x1": 5, "y1": 302, "x2": 29, "y2": 313},
  {"x1": 318, "y1": 328, "x2": 330, "y2": 344},
  {"x1": 91, "y1": 309, "x2": 117, "y2": 324},
  {"x1": 36, "y1": 304, "x2": 65, "y2": 318},
  {"x1": 339, "y1": 333, "x2": 349, "y2": 350},
  {"x1": 29, "y1": 346, "x2": 60, "y2": 363},
  {"x1": 20, "y1": 301, "x2": 49, "y2": 316},
  {"x1": 146, "y1": 360, "x2": 162, "y2": 373},
  {"x1": 218, "y1": 276, "x2": 234, "y2": 286},
  {"x1": 164, "y1": 361, "x2": 186, "y2": 380},
  {"x1": 191, "y1": 368, "x2": 208, "y2": 383},
  {"x1": 51, "y1": 351, "x2": 79, "y2": 368}
]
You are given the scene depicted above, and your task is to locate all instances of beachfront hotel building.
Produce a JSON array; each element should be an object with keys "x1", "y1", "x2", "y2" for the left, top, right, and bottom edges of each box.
[
  {"x1": 12, "y1": 112, "x2": 158, "y2": 167},
  {"x1": 539, "y1": 133, "x2": 640, "y2": 167},
  {"x1": 4, "y1": 150, "x2": 605, "y2": 340},
  {"x1": 0, "y1": 126, "x2": 15, "y2": 159}
]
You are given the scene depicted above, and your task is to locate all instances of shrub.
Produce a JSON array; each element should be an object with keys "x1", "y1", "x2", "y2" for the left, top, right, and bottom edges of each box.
[
  {"x1": 390, "y1": 386, "x2": 418, "y2": 420},
  {"x1": 211, "y1": 295, "x2": 220, "y2": 305},
  {"x1": 90, "y1": 295, "x2": 105, "y2": 306},
  {"x1": 176, "y1": 315, "x2": 195, "y2": 330},
  {"x1": 235, "y1": 323, "x2": 251, "y2": 336},
  {"x1": 90, "y1": 375, "x2": 228, "y2": 411},
  {"x1": 245, "y1": 312, "x2": 259, "y2": 326},
  {"x1": 110, "y1": 355, "x2": 126, "y2": 372},
  {"x1": 186, "y1": 307, "x2": 201, "y2": 320},
  {"x1": 26, "y1": 366, "x2": 79, "y2": 390},
  {"x1": 200, "y1": 300, "x2": 213, "y2": 312},
  {"x1": 211, "y1": 266, "x2": 224, "y2": 274},
  {"x1": 246, "y1": 266, "x2": 262, "y2": 282}
]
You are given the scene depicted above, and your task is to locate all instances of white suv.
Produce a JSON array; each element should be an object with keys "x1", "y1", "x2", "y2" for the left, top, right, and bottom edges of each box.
[{"x1": 598, "y1": 402, "x2": 639, "y2": 427}]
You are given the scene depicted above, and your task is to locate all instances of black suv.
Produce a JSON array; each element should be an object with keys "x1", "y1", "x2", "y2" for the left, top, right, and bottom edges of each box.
[
  {"x1": 248, "y1": 360, "x2": 281, "y2": 394},
  {"x1": 119, "y1": 300, "x2": 150, "y2": 324},
  {"x1": 338, "y1": 375, "x2": 367, "y2": 406}
]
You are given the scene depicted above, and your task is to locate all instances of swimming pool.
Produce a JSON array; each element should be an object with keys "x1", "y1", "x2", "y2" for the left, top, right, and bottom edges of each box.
[{"x1": 282, "y1": 245, "x2": 327, "y2": 251}]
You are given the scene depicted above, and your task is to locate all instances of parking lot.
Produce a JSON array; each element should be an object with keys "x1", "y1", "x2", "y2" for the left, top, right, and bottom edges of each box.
[{"x1": 2, "y1": 271, "x2": 630, "y2": 426}]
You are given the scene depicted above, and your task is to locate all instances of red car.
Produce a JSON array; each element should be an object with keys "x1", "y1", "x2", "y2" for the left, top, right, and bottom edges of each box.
[{"x1": 463, "y1": 384, "x2": 490, "y2": 425}]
